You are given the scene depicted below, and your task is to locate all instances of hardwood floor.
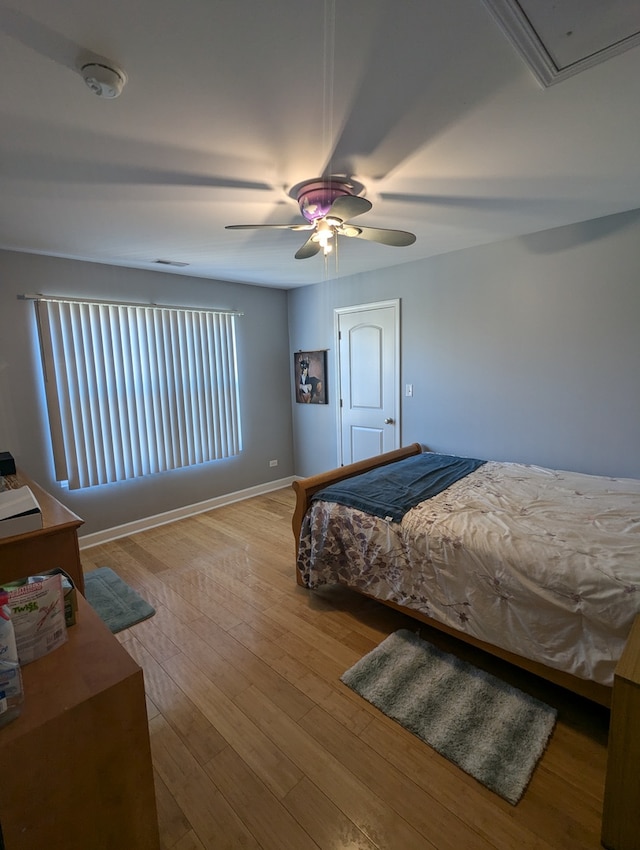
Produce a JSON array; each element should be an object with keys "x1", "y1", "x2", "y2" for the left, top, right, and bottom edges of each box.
[{"x1": 80, "y1": 487, "x2": 610, "y2": 850}]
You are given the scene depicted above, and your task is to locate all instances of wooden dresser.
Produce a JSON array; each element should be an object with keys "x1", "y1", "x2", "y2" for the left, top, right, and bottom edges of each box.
[
  {"x1": 0, "y1": 473, "x2": 160, "y2": 849},
  {"x1": 0, "y1": 595, "x2": 160, "y2": 849},
  {"x1": 0, "y1": 470, "x2": 85, "y2": 593}
]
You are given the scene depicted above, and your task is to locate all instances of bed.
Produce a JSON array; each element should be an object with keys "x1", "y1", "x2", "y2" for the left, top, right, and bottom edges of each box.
[{"x1": 292, "y1": 443, "x2": 640, "y2": 846}]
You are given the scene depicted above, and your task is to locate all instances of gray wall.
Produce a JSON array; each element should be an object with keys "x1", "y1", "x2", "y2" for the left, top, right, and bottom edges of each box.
[
  {"x1": 0, "y1": 250, "x2": 294, "y2": 535},
  {"x1": 288, "y1": 208, "x2": 640, "y2": 480}
]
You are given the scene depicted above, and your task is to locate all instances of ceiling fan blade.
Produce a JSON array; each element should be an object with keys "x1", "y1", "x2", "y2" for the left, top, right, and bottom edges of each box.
[
  {"x1": 295, "y1": 236, "x2": 322, "y2": 260},
  {"x1": 327, "y1": 195, "x2": 372, "y2": 222},
  {"x1": 225, "y1": 223, "x2": 313, "y2": 231},
  {"x1": 355, "y1": 225, "x2": 416, "y2": 247}
]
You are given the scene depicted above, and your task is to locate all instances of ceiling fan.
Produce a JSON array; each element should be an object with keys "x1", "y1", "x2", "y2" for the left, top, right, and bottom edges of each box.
[{"x1": 225, "y1": 179, "x2": 416, "y2": 260}]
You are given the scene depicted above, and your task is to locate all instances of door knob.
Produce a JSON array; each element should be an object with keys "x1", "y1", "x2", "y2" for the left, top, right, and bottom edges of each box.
[{"x1": 384, "y1": 418, "x2": 394, "y2": 424}]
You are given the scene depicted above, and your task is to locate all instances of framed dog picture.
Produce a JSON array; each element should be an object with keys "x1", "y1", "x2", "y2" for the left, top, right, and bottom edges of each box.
[{"x1": 294, "y1": 350, "x2": 328, "y2": 404}]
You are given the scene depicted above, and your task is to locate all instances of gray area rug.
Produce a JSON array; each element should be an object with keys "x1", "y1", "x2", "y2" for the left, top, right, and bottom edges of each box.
[
  {"x1": 84, "y1": 567, "x2": 155, "y2": 633},
  {"x1": 341, "y1": 629, "x2": 557, "y2": 804}
]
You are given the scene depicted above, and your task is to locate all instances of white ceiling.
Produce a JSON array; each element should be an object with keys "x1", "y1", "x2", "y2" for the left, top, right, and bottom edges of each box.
[{"x1": 1, "y1": 0, "x2": 640, "y2": 289}]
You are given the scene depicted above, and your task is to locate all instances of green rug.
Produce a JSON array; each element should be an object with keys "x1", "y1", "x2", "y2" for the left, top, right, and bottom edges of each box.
[
  {"x1": 341, "y1": 629, "x2": 557, "y2": 804},
  {"x1": 84, "y1": 567, "x2": 155, "y2": 633}
]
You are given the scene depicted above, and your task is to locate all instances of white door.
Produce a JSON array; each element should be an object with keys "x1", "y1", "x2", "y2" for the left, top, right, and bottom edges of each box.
[{"x1": 336, "y1": 300, "x2": 400, "y2": 465}]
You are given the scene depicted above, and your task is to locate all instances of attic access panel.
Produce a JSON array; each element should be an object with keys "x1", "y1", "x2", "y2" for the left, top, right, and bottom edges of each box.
[{"x1": 483, "y1": 0, "x2": 640, "y2": 86}]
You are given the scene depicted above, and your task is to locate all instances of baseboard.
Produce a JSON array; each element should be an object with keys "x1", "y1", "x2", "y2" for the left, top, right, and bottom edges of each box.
[{"x1": 79, "y1": 475, "x2": 296, "y2": 550}]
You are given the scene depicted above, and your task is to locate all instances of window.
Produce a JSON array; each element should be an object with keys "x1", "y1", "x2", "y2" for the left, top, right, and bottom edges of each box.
[{"x1": 35, "y1": 297, "x2": 242, "y2": 490}]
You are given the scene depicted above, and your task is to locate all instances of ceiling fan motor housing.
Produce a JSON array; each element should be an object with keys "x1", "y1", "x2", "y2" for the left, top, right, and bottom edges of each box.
[{"x1": 296, "y1": 180, "x2": 354, "y2": 223}]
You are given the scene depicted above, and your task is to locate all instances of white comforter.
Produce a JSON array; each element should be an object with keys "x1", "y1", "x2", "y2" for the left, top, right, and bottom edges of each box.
[{"x1": 297, "y1": 461, "x2": 640, "y2": 686}]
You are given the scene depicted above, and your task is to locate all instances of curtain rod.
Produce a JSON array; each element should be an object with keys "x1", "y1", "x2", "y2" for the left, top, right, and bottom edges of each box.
[{"x1": 18, "y1": 293, "x2": 243, "y2": 317}]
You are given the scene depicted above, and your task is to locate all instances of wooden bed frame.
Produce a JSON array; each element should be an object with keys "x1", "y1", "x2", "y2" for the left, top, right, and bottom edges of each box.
[{"x1": 291, "y1": 443, "x2": 640, "y2": 849}]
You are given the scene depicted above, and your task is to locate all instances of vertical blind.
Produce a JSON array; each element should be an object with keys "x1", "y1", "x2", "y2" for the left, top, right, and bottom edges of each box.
[{"x1": 35, "y1": 298, "x2": 242, "y2": 490}]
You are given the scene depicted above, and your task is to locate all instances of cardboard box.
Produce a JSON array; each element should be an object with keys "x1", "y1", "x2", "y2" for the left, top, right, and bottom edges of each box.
[{"x1": 0, "y1": 486, "x2": 42, "y2": 538}]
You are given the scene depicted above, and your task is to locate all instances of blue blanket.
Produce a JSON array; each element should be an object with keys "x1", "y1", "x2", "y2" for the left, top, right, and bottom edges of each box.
[{"x1": 313, "y1": 452, "x2": 486, "y2": 522}]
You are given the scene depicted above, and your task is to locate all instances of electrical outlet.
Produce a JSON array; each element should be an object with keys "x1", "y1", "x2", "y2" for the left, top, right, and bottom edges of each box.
[{"x1": 269, "y1": 459, "x2": 278, "y2": 467}]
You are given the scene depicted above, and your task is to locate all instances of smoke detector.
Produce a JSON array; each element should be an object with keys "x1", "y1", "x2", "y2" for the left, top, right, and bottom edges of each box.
[{"x1": 80, "y1": 63, "x2": 127, "y2": 99}]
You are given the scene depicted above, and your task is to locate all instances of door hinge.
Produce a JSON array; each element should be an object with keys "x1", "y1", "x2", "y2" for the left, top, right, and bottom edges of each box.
[{"x1": 340, "y1": 398, "x2": 343, "y2": 407}]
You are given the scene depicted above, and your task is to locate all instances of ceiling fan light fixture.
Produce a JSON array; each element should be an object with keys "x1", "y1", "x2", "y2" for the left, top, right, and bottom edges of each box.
[{"x1": 315, "y1": 225, "x2": 334, "y2": 249}]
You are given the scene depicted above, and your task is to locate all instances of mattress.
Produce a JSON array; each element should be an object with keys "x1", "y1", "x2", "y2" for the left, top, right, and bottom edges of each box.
[{"x1": 297, "y1": 460, "x2": 640, "y2": 686}]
